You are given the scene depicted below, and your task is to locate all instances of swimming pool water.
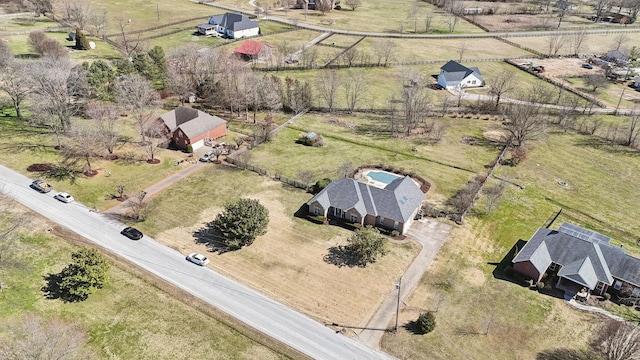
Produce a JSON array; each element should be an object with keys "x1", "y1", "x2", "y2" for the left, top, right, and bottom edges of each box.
[{"x1": 367, "y1": 171, "x2": 400, "y2": 184}]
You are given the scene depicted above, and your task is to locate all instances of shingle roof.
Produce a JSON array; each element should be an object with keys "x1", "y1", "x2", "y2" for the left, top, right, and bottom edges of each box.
[
  {"x1": 159, "y1": 107, "x2": 226, "y2": 140},
  {"x1": 306, "y1": 176, "x2": 424, "y2": 223},
  {"x1": 440, "y1": 60, "x2": 483, "y2": 84},
  {"x1": 210, "y1": 13, "x2": 258, "y2": 32},
  {"x1": 513, "y1": 223, "x2": 640, "y2": 289}
]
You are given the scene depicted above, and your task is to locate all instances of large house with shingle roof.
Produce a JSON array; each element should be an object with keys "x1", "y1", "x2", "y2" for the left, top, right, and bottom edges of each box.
[
  {"x1": 437, "y1": 60, "x2": 484, "y2": 90},
  {"x1": 158, "y1": 107, "x2": 227, "y2": 151},
  {"x1": 306, "y1": 176, "x2": 425, "y2": 235},
  {"x1": 197, "y1": 13, "x2": 259, "y2": 39},
  {"x1": 513, "y1": 222, "x2": 640, "y2": 298}
]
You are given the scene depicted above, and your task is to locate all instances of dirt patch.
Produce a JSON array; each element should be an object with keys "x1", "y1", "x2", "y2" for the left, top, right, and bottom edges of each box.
[
  {"x1": 472, "y1": 14, "x2": 558, "y2": 32},
  {"x1": 483, "y1": 130, "x2": 506, "y2": 143},
  {"x1": 516, "y1": 57, "x2": 605, "y2": 80},
  {"x1": 462, "y1": 267, "x2": 486, "y2": 287}
]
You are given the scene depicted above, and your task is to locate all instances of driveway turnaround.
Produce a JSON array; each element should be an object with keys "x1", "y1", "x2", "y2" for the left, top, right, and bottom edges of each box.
[{"x1": 0, "y1": 165, "x2": 394, "y2": 360}]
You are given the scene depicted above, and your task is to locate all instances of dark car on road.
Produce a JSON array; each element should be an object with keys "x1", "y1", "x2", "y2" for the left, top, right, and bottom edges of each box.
[
  {"x1": 120, "y1": 227, "x2": 143, "y2": 240},
  {"x1": 582, "y1": 63, "x2": 593, "y2": 69}
]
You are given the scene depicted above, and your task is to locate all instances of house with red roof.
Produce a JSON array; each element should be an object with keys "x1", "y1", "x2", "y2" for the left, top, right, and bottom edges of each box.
[{"x1": 234, "y1": 40, "x2": 275, "y2": 62}]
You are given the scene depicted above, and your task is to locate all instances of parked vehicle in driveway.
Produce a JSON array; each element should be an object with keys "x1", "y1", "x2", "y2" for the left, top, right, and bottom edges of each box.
[
  {"x1": 53, "y1": 192, "x2": 74, "y2": 203},
  {"x1": 120, "y1": 226, "x2": 143, "y2": 240},
  {"x1": 199, "y1": 151, "x2": 214, "y2": 162},
  {"x1": 30, "y1": 179, "x2": 52, "y2": 193},
  {"x1": 582, "y1": 63, "x2": 593, "y2": 69},
  {"x1": 186, "y1": 253, "x2": 210, "y2": 266}
]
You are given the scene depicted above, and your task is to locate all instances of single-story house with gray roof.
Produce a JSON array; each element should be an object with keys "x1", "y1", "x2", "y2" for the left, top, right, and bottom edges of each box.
[
  {"x1": 158, "y1": 107, "x2": 227, "y2": 151},
  {"x1": 513, "y1": 222, "x2": 640, "y2": 298},
  {"x1": 437, "y1": 60, "x2": 484, "y2": 90},
  {"x1": 306, "y1": 176, "x2": 425, "y2": 235},
  {"x1": 197, "y1": 13, "x2": 259, "y2": 39}
]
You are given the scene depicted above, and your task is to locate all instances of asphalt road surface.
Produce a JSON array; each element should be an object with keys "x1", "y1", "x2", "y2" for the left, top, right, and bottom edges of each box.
[{"x1": 0, "y1": 165, "x2": 394, "y2": 360}]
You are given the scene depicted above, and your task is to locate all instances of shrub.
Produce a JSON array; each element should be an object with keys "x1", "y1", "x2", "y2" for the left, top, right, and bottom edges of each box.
[
  {"x1": 391, "y1": 230, "x2": 400, "y2": 237},
  {"x1": 185, "y1": 144, "x2": 193, "y2": 153},
  {"x1": 415, "y1": 312, "x2": 436, "y2": 334},
  {"x1": 536, "y1": 281, "x2": 545, "y2": 290},
  {"x1": 313, "y1": 178, "x2": 332, "y2": 193},
  {"x1": 603, "y1": 293, "x2": 611, "y2": 301},
  {"x1": 75, "y1": 27, "x2": 90, "y2": 50}
]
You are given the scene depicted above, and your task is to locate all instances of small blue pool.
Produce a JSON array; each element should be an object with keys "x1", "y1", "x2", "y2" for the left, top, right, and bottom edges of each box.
[{"x1": 367, "y1": 171, "x2": 401, "y2": 185}]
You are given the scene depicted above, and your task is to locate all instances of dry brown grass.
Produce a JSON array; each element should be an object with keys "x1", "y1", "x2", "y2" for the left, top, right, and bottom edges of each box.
[{"x1": 154, "y1": 179, "x2": 420, "y2": 327}]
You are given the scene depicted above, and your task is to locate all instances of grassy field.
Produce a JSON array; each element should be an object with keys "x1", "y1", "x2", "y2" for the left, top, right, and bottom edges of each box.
[
  {"x1": 0, "y1": 200, "x2": 287, "y2": 359},
  {"x1": 214, "y1": 0, "x2": 483, "y2": 34},
  {"x1": 0, "y1": 15, "x2": 62, "y2": 32},
  {"x1": 508, "y1": 33, "x2": 640, "y2": 57},
  {"x1": 3, "y1": 31, "x2": 121, "y2": 61},
  {"x1": 564, "y1": 77, "x2": 640, "y2": 108}
]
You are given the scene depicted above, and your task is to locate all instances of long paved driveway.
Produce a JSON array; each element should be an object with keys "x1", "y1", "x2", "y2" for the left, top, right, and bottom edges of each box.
[
  {"x1": 358, "y1": 219, "x2": 452, "y2": 348},
  {"x1": 0, "y1": 165, "x2": 394, "y2": 360}
]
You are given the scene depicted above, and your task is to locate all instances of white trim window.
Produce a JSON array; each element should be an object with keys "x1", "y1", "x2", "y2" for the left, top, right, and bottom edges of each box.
[
  {"x1": 350, "y1": 214, "x2": 357, "y2": 222},
  {"x1": 313, "y1": 206, "x2": 321, "y2": 216}
]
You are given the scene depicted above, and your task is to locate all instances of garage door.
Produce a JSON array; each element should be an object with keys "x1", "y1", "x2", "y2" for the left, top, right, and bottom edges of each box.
[{"x1": 192, "y1": 139, "x2": 205, "y2": 151}]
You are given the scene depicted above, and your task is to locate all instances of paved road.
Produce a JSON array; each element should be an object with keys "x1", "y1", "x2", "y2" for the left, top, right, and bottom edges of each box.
[{"x1": 0, "y1": 165, "x2": 394, "y2": 360}]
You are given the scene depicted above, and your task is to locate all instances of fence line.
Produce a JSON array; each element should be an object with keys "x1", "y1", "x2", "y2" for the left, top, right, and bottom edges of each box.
[{"x1": 225, "y1": 157, "x2": 309, "y2": 190}]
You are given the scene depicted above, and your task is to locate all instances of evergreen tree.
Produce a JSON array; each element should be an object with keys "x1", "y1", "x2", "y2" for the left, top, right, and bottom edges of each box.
[
  {"x1": 75, "y1": 28, "x2": 90, "y2": 50},
  {"x1": 58, "y1": 248, "x2": 110, "y2": 302},
  {"x1": 415, "y1": 312, "x2": 436, "y2": 334},
  {"x1": 209, "y1": 198, "x2": 270, "y2": 250},
  {"x1": 86, "y1": 60, "x2": 116, "y2": 100}
]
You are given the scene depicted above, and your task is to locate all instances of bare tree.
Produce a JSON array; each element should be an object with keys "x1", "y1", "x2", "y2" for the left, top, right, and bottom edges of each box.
[
  {"x1": 624, "y1": 110, "x2": 640, "y2": 147},
  {"x1": 503, "y1": 104, "x2": 547, "y2": 147},
  {"x1": 0, "y1": 195, "x2": 29, "y2": 270},
  {"x1": 424, "y1": 13, "x2": 435, "y2": 33},
  {"x1": 489, "y1": 69, "x2": 517, "y2": 109},
  {"x1": 89, "y1": 9, "x2": 108, "y2": 37},
  {"x1": 211, "y1": 146, "x2": 226, "y2": 163},
  {"x1": 341, "y1": 47, "x2": 358, "y2": 66},
  {"x1": 28, "y1": 31, "x2": 68, "y2": 59},
  {"x1": 527, "y1": 82, "x2": 555, "y2": 105},
  {"x1": 62, "y1": 123, "x2": 105, "y2": 175},
  {"x1": 483, "y1": 182, "x2": 506, "y2": 214},
  {"x1": 114, "y1": 74, "x2": 159, "y2": 144},
  {"x1": 445, "y1": 0, "x2": 463, "y2": 32},
  {"x1": 315, "y1": 0, "x2": 335, "y2": 14},
  {"x1": 23, "y1": 0, "x2": 54, "y2": 16},
  {"x1": 0, "y1": 40, "x2": 13, "y2": 68},
  {"x1": 29, "y1": 58, "x2": 87, "y2": 145},
  {"x1": 0, "y1": 62, "x2": 33, "y2": 119},
  {"x1": 571, "y1": 30, "x2": 588, "y2": 56},
  {"x1": 336, "y1": 160, "x2": 353, "y2": 178},
  {"x1": 614, "y1": 33, "x2": 629, "y2": 52},
  {"x1": 401, "y1": 73, "x2": 430, "y2": 136},
  {"x1": 345, "y1": 0, "x2": 362, "y2": 10},
  {"x1": 372, "y1": 40, "x2": 395, "y2": 66},
  {"x1": 85, "y1": 102, "x2": 120, "y2": 155},
  {"x1": 584, "y1": 74, "x2": 610, "y2": 93},
  {"x1": 116, "y1": 18, "x2": 147, "y2": 58},
  {"x1": 143, "y1": 120, "x2": 167, "y2": 163},
  {"x1": 457, "y1": 42, "x2": 467, "y2": 62},
  {"x1": 344, "y1": 69, "x2": 366, "y2": 113},
  {"x1": 60, "y1": 0, "x2": 92, "y2": 30},
  {"x1": 125, "y1": 191, "x2": 148, "y2": 220},
  {"x1": 0, "y1": 313, "x2": 88, "y2": 360},
  {"x1": 284, "y1": 77, "x2": 312, "y2": 113},
  {"x1": 591, "y1": 320, "x2": 640, "y2": 360},
  {"x1": 593, "y1": 0, "x2": 613, "y2": 21},
  {"x1": 407, "y1": 2, "x2": 419, "y2": 33},
  {"x1": 316, "y1": 69, "x2": 342, "y2": 112},
  {"x1": 296, "y1": 169, "x2": 315, "y2": 188},
  {"x1": 547, "y1": 34, "x2": 566, "y2": 56}
]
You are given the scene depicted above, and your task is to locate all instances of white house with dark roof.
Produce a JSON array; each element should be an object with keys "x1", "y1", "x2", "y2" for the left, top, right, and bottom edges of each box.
[
  {"x1": 513, "y1": 223, "x2": 640, "y2": 298},
  {"x1": 437, "y1": 60, "x2": 484, "y2": 90},
  {"x1": 306, "y1": 176, "x2": 425, "y2": 235},
  {"x1": 158, "y1": 107, "x2": 227, "y2": 151},
  {"x1": 197, "y1": 13, "x2": 259, "y2": 39}
]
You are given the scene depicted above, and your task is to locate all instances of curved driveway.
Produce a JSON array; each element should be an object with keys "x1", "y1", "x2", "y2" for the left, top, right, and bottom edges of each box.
[{"x1": 0, "y1": 165, "x2": 393, "y2": 360}]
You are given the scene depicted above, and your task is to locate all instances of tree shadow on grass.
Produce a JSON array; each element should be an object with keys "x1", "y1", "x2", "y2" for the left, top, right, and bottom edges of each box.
[
  {"x1": 41, "y1": 272, "x2": 64, "y2": 301},
  {"x1": 535, "y1": 348, "x2": 593, "y2": 360},
  {"x1": 323, "y1": 246, "x2": 365, "y2": 268},
  {"x1": 192, "y1": 226, "x2": 237, "y2": 255}
]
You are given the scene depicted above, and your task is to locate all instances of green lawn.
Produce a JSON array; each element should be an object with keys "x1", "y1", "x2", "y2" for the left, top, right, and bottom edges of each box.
[
  {"x1": 0, "y1": 15, "x2": 61, "y2": 32},
  {"x1": 0, "y1": 203, "x2": 286, "y2": 359},
  {"x1": 3, "y1": 31, "x2": 120, "y2": 61}
]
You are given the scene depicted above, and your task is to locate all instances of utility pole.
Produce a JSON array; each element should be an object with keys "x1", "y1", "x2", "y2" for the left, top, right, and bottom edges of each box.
[{"x1": 395, "y1": 276, "x2": 402, "y2": 332}]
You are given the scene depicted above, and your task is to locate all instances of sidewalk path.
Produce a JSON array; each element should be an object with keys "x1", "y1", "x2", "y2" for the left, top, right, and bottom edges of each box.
[
  {"x1": 105, "y1": 159, "x2": 208, "y2": 216},
  {"x1": 358, "y1": 219, "x2": 452, "y2": 349}
]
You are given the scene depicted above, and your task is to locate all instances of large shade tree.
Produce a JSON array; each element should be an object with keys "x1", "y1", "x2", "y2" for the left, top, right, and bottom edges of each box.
[
  {"x1": 57, "y1": 248, "x2": 110, "y2": 302},
  {"x1": 208, "y1": 198, "x2": 269, "y2": 250}
]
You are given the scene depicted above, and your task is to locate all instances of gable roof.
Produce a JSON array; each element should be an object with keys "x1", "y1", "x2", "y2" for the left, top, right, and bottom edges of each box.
[
  {"x1": 512, "y1": 223, "x2": 640, "y2": 289},
  {"x1": 158, "y1": 107, "x2": 227, "y2": 139},
  {"x1": 440, "y1": 60, "x2": 483, "y2": 84},
  {"x1": 306, "y1": 176, "x2": 425, "y2": 223},
  {"x1": 234, "y1": 40, "x2": 274, "y2": 56},
  {"x1": 210, "y1": 13, "x2": 258, "y2": 31}
]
